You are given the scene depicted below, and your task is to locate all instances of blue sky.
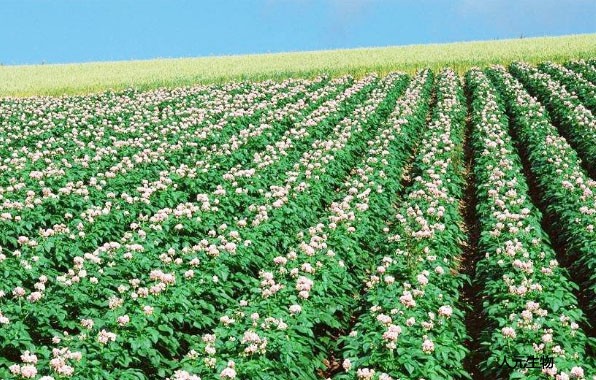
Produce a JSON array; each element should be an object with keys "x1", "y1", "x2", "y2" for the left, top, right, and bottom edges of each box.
[{"x1": 1, "y1": 0, "x2": 594, "y2": 65}]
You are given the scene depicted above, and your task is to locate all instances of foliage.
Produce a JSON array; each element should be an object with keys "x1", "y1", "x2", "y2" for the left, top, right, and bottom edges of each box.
[{"x1": 1, "y1": 62, "x2": 595, "y2": 379}]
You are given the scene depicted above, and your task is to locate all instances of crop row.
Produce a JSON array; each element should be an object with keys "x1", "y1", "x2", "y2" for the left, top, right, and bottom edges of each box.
[
  {"x1": 538, "y1": 61, "x2": 596, "y2": 114},
  {"x1": 510, "y1": 62, "x2": 596, "y2": 177},
  {"x1": 565, "y1": 60, "x2": 596, "y2": 85},
  {"x1": 338, "y1": 68, "x2": 469, "y2": 380},
  {"x1": 488, "y1": 65, "x2": 596, "y2": 323},
  {"x1": 467, "y1": 68, "x2": 594, "y2": 379}
]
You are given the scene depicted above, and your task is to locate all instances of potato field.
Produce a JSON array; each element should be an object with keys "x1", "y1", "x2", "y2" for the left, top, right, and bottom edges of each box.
[{"x1": 0, "y1": 60, "x2": 595, "y2": 380}]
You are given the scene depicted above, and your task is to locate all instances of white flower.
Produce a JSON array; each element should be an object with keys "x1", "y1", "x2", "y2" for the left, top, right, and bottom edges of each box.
[
  {"x1": 20, "y1": 364, "x2": 37, "y2": 378},
  {"x1": 117, "y1": 315, "x2": 130, "y2": 326},
  {"x1": 220, "y1": 362, "x2": 236, "y2": 379},
  {"x1": 376, "y1": 314, "x2": 392, "y2": 325},
  {"x1": 97, "y1": 329, "x2": 117, "y2": 344},
  {"x1": 20, "y1": 351, "x2": 38, "y2": 364},
  {"x1": 570, "y1": 367, "x2": 584, "y2": 378},
  {"x1": 416, "y1": 274, "x2": 428, "y2": 286},
  {"x1": 356, "y1": 368, "x2": 375, "y2": 379},
  {"x1": 382, "y1": 324, "x2": 402, "y2": 341},
  {"x1": 9, "y1": 364, "x2": 21, "y2": 375},
  {"x1": 342, "y1": 358, "x2": 352, "y2": 371},
  {"x1": 502, "y1": 327, "x2": 516, "y2": 339},
  {"x1": 400, "y1": 292, "x2": 416, "y2": 308},
  {"x1": 438, "y1": 305, "x2": 453, "y2": 318},
  {"x1": 422, "y1": 338, "x2": 435, "y2": 353}
]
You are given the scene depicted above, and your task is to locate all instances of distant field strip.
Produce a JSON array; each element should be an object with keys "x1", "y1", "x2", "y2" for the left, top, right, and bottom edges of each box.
[{"x1": 1, "y1": 34, "x2": 596, "y2": 96}]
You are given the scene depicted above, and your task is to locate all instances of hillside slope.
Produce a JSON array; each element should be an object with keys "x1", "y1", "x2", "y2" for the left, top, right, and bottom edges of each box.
[{"x1": 1, "y1": 34, "x2": 595, "y2": 97}]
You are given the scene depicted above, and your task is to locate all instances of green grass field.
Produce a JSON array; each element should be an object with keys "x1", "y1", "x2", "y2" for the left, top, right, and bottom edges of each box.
[{"x1": 1, "y1": 34, "x2": 595, "y2": 97}]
